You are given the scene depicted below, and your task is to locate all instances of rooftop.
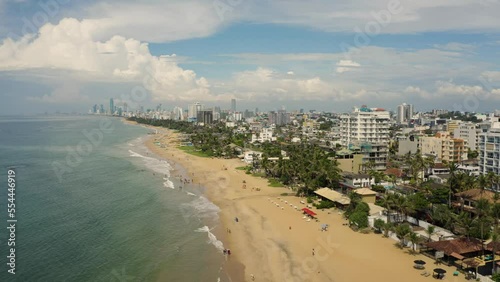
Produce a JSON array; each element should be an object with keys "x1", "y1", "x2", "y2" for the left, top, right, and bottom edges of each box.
[
  {"x1": 314, "y1": 188, "x2": 351, "y2": 205},
  {"x1": 455, "y1": 189, "x2": 497, "y2": 204},
  {"x1": 355, "y1": 188, "x2": 377, "y2": 196},
  {"x1": 426, "y1": 238, "x2": 483, "y2": 256}
]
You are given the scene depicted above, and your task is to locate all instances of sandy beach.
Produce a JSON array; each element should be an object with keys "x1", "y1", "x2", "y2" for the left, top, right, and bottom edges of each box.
[{"x1": 131, "y1": 120, "x2": 468, "y2": 282}]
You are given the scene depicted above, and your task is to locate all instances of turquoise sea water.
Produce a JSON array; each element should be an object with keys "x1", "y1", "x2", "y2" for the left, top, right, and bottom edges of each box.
[{"x1": 0, "y1": 116, "x2": 228, "y2": 281}]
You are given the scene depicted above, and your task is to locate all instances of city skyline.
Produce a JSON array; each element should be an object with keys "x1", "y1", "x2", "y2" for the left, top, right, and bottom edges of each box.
[{"x1": 1, "y1": 1, "x2": 500, "y2": 115}]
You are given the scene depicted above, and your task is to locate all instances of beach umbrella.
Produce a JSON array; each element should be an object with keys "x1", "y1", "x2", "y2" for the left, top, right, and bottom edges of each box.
[
  {"x1": 414, "y1": 260, "x2": 426, "y2": 265},
  {"x1": 434, "y1": 268, "x2": 446, "y2": 274}
]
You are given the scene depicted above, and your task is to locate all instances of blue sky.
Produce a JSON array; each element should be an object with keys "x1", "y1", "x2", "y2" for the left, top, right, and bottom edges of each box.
[{"x1": 1, "y1": 0, "x2": 500, "y2": 114}]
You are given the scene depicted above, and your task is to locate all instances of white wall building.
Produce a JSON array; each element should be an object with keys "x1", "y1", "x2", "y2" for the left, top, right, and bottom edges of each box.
[
  {"x1": 243, "y1": 151, "x2": 263, "y2": 164},
  {"x1": 478, "y1": 122, "x2": 500, "y2": 187},
  {"x1": 340, "y1": 106, "x2": 390, "y2": 146},
  {"x1": 251, "y1": 127, "x2": 276, "y2": 143},
  {"x1": 453, "y1": 122, "x2": 478, "y2": 151}
]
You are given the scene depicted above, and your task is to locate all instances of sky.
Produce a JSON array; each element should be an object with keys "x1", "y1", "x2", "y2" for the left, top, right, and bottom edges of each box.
[{"x1": 0, "y1": 0, "x2": 500, "y2": 114}]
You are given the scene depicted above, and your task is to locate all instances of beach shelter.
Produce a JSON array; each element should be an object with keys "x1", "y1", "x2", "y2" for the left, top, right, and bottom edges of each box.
[
  {"x1": 413, "y1": 260, "x2": 426, "y2": 269},
  {"x1": 433, "y1": 268, "x2": 446, "y2": 279},
  {"x1": 302, "y1": 208, "x2": 317, "y2": 217}
]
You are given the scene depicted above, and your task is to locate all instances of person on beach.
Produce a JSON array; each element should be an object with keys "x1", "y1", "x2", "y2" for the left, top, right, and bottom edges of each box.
[
  {"x1": 312, "y1": 248, "x2": 315, "y2": 256},
  {"x1": 250, "y1": 274, "x2": 255, "y2": 280}
]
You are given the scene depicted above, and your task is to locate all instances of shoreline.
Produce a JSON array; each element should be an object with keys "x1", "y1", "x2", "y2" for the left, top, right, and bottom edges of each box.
[{"x1": 125, "y1": 119, "x2": 468, "y2": 282}]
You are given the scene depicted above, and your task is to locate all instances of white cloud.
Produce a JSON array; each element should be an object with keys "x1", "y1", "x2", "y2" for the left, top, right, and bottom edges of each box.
[
  {"x1": 0, "y1": 18, "x2": 212, "y2": 102},
  {"x1": 229, "y1": 67, "x2": 333, "y2": 101},
  {"x1": 82, "y1": 1, "x2": 225, "y2": 42},
  {"x1": 436, "y1": 80, "x2": 484, "y2": 96},
  {"x1": 481, "y1": 71, "x2": 500, "y2": 82},
  {"x1": 336, "y1": 60, "x2": 361, "y2": 67},
  {"x1": 433, "y1": 42, "x2": 476, "y2": 52},
  {"x1": 236, "y1": 0, "x2": 500, "y2": 34},
  {"x1": 336, "y1": 59, "x2": 361, "y2": 73},
  {"x1": 405, "y1": 85, "x2": 432, "y2": 99}
]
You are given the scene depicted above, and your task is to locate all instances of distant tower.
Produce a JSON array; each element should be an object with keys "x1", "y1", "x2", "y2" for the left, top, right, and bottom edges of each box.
[
  {"x1": 231, "y1": 99, "x2": 236, "y2": 112},
  {"x1": 397, "y1": 103, "x2": 414, "y2": 124},
  {"x1": 109, "y1": 98, "x2": 114, "y2": 115},
  {"x1": 188, "y1": 102, "x2": 203, "y2": 120}
]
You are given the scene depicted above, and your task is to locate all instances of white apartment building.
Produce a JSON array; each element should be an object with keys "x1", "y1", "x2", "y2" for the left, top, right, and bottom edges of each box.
[
  {"x1": 251, "y1": 127, "x2": 276, "y2": 143},
  {"x1": 340, "y1": 106, "x2": 390, "y2": 146},
  {"x1": 478, "y1": 122, "x2": 500, "y2": 180},
  {"x1": 340, "y1": 106, "x2": 390, "y2": 171},
  {"x1": 453, "y1": 122, "x2": 478, "y2": 151}
]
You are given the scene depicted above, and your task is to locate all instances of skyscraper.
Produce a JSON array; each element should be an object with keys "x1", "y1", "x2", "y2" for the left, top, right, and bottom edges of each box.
[
  {"x1": 109, "y1": 98, "x2": 114, "y2": 115},
  {"x1": 396, "y1": 103, "x2": 413, "y2": 124},
  {"x1": 188, "y1": 102, "x2": 203, "y2": 120},
  {"x1": 231, "y1": 99, "x2": 236, "y2": 112}
]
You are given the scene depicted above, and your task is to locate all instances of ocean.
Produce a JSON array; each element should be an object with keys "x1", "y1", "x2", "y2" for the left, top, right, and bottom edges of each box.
[{"x1": 0, "y1": 116, "x2": 228, "y2": 282}]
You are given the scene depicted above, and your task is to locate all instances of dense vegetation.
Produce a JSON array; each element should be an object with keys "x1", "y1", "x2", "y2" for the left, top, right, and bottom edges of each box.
[{"x1": 130, "y1": 117, "x2": 342, "y2": 195}]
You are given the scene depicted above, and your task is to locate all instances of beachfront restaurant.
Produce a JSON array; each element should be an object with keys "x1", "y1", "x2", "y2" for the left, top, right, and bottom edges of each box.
[
  {"x1": 423, "y1": 238, "x2": 500, "y2": 276},
  {"x1": 338, "y1": 181, "x2": 378, "y2": 204},
  {"x1": 314, "y1": 188, "x2": 350, "y2": 209}
]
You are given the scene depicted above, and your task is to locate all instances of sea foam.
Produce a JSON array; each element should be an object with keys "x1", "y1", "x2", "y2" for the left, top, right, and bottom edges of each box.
[
  {"x1": 195, "y1": 226, "x2": 225, "y2": 253},
  {"x1": 128, "y1": 150, "x2": 172, "y2": 178},
  {"x1": 184, "y1": 196, "x2": 221, "y2": 221}
]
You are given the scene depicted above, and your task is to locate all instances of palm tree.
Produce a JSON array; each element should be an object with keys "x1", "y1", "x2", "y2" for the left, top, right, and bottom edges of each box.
[
  {"x1": 380, "y1": 193, "x2": 394, "y2": 223},
  {"x1": 447, "y1": 162, "x2": 459, "y2": 208},
  {"x1": 407, "y1": 231, "x2": 421, "y2": 252},
  {"x1": 425, "y1": 225, "x2": 436, "y2": 242},
  {"x1": 382, "y1": 222, "x2": 394, "y2": 238},
  {"x1": 491, "y1": 230, "x2": 500, "y2": 275},
  {"x1": 476, "y1": 198, "x2": 492, "y2": 237},
  {"x1": 393, "y1": 194, "x2": 407, "y2": 223},
  {"x1": 456, "y1": 211, "x2": 476, "y2": 238},
  {"x1": 395, "y1": 223, "x2": 412, "y2": 247}
]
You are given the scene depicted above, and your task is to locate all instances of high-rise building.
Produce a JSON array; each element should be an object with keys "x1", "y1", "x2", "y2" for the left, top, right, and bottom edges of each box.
[
  {"x1": 268, "y1": 110, "x2": 290, "y2": 126},
  {"x1": 340, "y1": 106, "x2": 391, "y2": 171},
  {"x1": 340, "y1": 106, "x2": 390, "y2": 146},
  {"x1": 92, "y1": 104, "x2": 97, "y2": 113},
  {"x1": 100, "y1": 104, "x2": 105, "y2": 114},
  {"x1": 454, "y1": 122, "x2": 477, "y2": 151},
  {"x1": 188, "y1": 102, "x2": 203, "y2": 120},
  {"x1": 478, "y1": 123, "x2": 500, "y2": 190},
  {"x1": 197, "y1": 110, "x2": 214, "y2": 124},
  {"x1": 231, "y1": 99, "x2": 236, "y2": 112},
  {"x1": 396, "y1": 103, "x2": 413, "y2": 124},
  {"x1": 109, "y1": 98, "x2": 114, "y2": 115},
  {"x1": 172, "y1": 106, "x2": 184, "y2": 120}
]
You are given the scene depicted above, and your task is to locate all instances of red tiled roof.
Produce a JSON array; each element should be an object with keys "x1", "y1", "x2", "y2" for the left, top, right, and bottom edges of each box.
[
  {"x1": 385, "y1": 168, "x2": 403, "y2": 178},
  {"x1": 426, "y1": 238, "x2": 483, "y2": 255}
]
